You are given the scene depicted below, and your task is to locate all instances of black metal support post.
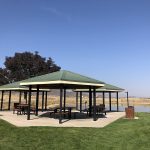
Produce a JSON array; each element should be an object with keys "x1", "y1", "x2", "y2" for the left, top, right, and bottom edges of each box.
[
  {"x1": 1, "y1": 91, "x2": 4, "y2": 110},
  {"x1": 89, "y1": 87, "x2": 92, "y2": 117},
  {"x1": 126, "y1": 91, "x2": 129, "y2": 107},
  {"x1": 116, "y1": 92, "x2": 119, "y2": 112},
  {"x1": 93, "y1": 88, "x2": 96, "y2": 121},
  {"x1": 59, "y1": 88, "x2": 63, "y2": 124},
  {"x1": 42, "y1": 91, "x2": 44, "y2": 112},
  {"x1": 24, "y1": 91, "x2": 28, "y2": 104},
  {"x1": 8, "y1": 90, "x2": 11, "y2": 110},
  {"x1": 102, "y1": 91, "x2": 105, "y2": 105},
  {"x1": 80, "y1": 91, "x2": 82, "y2": 112},
  {"x1": 25, "y1": 92, "x2": 28, "y2": 104},
  {"x1": 19, "y1": 91, "x2": 22, "y2": 104},
  {"x1": 109, "y1": 92, "x2": 111, "y2": 111},
  {"x1": 45, "y1": 91, "x2": 48, "y2": 110},
  {"x1": 64, "y1": 89, "x2": 66, "y2": 112},
  {"x1": 27, "y1": 85, "x2": 32, "y2": 120},
  {"x1": 76, "y1": 92, "x2": 78, "y2": 110},
  {"x1": 35, "y1": 85, "x2": 39, "y2": 116}
]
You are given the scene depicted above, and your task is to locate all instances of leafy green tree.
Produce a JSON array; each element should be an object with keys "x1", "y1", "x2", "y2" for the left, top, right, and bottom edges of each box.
[{"x1": 0, "y1": 51, "x2": 61, "y2": 84}]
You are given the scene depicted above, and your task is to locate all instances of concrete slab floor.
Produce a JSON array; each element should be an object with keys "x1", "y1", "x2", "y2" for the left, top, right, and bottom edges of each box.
[{"x1": 0, "y1": 111, "x2": 125, "y2": 128}]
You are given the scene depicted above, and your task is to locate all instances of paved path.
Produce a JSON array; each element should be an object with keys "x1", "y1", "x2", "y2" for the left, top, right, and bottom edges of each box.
[{"x1": 0, "y1": 111, "x2": 125, "y2": 128}]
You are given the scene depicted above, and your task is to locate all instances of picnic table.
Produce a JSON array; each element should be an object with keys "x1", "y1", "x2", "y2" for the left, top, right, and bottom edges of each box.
[
  {"x1": 17, "y1": 103, "x2": 28, "y2": 115},
  {"x1": 49, "y1": 106, "x2": 75, "y2": 119},
  {"x1": 86, "y1": 104, "x2": 107, "y2": 116},
  {"x1": 14, "y1": 103, "x2": 35, "y2": 115}
]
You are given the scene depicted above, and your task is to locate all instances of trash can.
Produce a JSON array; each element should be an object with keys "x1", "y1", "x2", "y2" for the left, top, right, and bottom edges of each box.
[{"x1": 125, "y1": 106, "x2": 134, "y2": 119}]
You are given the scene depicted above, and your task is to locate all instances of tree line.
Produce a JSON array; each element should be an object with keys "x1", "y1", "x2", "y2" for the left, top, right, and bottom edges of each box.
[{"x1": 0, "y1": 51, "x2": 61, "y2": 85}]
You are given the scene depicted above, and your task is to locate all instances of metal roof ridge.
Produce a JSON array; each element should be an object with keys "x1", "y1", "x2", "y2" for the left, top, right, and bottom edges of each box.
[
  {"x1": 60, "y1": 70, "x2": 105, "y2": 84},
  {"x1": 59, "y1": 70, "x2": 65, "y2": 80}
]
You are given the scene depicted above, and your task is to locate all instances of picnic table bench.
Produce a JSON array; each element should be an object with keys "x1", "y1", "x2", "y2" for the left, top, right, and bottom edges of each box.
[{"x1": 86, "y1": 104, "x2": 107, "y2": 116}]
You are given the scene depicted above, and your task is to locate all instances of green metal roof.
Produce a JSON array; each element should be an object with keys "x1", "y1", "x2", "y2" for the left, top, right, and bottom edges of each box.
[
  {"x1": 0, "y1": 81, "x2": 50, "y2": 91},
  {"x1": 97, "y1": 83, "x2": 124, "y2": 92},
  {"x1": 20, "y1": 70, "x2": 105, "y2": 88},
  {"x1": 74, "y1": 83, "x2": 124, "y2": 92},
  {"x1": 0, "y1": 81, "x2": 26, "y2": 91}
]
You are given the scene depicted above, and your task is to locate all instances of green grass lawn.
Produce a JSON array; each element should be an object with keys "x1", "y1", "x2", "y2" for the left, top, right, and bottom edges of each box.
[{"x1": 0, "y1": 113, "x2": 150, "y2": 150}]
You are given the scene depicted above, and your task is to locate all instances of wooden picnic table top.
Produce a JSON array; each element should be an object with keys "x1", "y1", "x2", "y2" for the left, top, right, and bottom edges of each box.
[{"x1": 18, "y1": 104, "x2": 29, "y2": 108}]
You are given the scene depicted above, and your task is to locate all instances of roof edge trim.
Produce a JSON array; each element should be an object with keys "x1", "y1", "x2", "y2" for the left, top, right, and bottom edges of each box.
[{"x1": 20, "y1": 80, "x2": 104, "y2": 87}]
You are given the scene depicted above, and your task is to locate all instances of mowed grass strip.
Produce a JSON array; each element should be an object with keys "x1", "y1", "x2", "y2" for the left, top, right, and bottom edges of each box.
[{"x1": 0, "y1": 113, "x2": 150, "y2": 150}]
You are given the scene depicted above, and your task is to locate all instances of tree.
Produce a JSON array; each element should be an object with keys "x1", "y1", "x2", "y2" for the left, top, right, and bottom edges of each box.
[
  {"x1": 1, "y1": 51, "x2": 61, "y2": 83},
  {"x1": 0, "y1": 68, "x2": 10, "y2": 85}
]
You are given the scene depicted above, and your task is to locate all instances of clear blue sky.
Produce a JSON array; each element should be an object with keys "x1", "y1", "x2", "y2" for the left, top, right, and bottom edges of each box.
[{"x1": 0, "y1": 0, "x2": 150, "y2": 97}]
